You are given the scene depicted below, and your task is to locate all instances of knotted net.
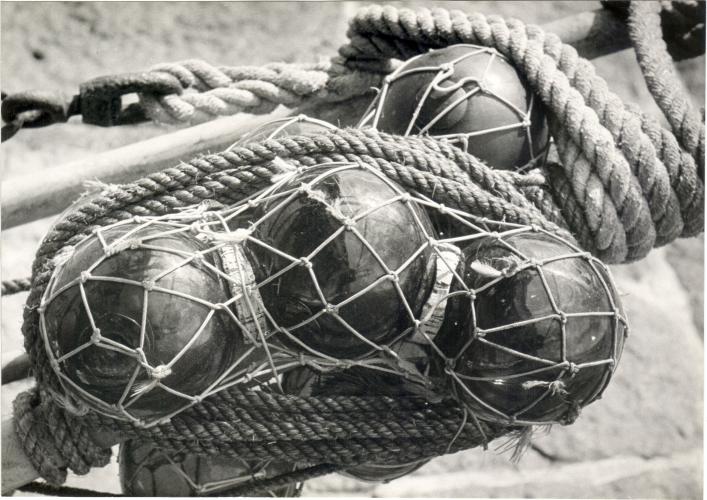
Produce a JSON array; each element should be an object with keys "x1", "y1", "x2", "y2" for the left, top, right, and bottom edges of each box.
[
  {"x1": 7, "y1": 2, "x2": 703, "y2": 496},
  {"x1": 39, "y1": 161, "x2": 626, "y2": 435}
]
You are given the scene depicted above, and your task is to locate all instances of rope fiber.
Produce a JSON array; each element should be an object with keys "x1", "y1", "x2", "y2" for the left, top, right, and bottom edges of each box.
[{"x1": 6, "y1": 2, "x2": 705, "y2": 496}]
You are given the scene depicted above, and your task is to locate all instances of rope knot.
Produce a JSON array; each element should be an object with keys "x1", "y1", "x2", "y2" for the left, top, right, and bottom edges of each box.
[{"x1": 150, "y1": 364, "x2": 172, "y2": 380}]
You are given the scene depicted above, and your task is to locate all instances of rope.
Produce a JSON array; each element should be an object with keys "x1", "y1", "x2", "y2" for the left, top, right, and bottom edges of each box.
[
  {"x1": 139, "y1": 59, "x2": 388, "y2": 125},
  {"x1": 28, "y1": 129, "x2": 573, "y2": 275},
  {"x1": 627, "y1": 1, "x2": 705, "y2": 177},
  {"x1": 15, "y1": 129, "x2": 528, "y2": 491},
  {"x1": 602, "y1": 0, "x2": 706, "y2": 61},
  {"x1": 338, "y1": 5, "x2": 704, "y2": 262},
  {"x1": 8, "y1": 3, "x2": 705, "y2": 496},
  {"x1": 2, "y1": 277, "x2": 31, "y2": 295}
]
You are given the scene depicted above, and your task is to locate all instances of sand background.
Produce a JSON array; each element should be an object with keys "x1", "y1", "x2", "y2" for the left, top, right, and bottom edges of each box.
[{"x1": 1, "y1": 1, "x2": 704, "y2": 497}]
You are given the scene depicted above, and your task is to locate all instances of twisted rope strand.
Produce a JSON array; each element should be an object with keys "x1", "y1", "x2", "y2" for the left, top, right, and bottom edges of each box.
[
  {"x1": 140, "y1": 60, "x2": 385, "y2": 125},
  {"x1": 627, "y1": 1, "x2": 705, "y2": 175},
  {"x1": 341, "y1": 7, "x2": 650, "y2": 261},
  {"x1": 521, "y1": 20, "x2": 686, "y2": 249},
  {"x1": 11, "y1": 5, "x2": 705, "y2": 494},
  {"x1": 339, "y1": 5, "x2": 704, "y2": 261}
]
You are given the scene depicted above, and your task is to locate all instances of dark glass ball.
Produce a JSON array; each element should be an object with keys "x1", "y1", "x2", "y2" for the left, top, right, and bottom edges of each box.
[
  {"x1": 245, "y1": 164, "x2": 436, "y2": 358},
  {"x1": 230, "y1": 115, "x2": 336, "y2": 148},
  {"x1": 373, "y1": 44, "x2": 548, "y2": 170},
  {"x1": 42, "y1": 222, "x2": 245, "y2": 421},
  {"x1": 282, "y1": 363, "x2": 429, "y2": 482},
  {"x1": 434, "y1": 231, "x2": 626, "y2": 425},
  {"x1": 119, "y1": 440, "x2": 300, "y2": 496}
]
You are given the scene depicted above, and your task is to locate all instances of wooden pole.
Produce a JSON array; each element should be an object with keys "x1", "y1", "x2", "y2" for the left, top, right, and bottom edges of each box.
[
  {"x1": 0, "y1": 8, "x2": 637, "y2": 230},
  {"x1": 1, "y1": 110, "x2": 288, "y2": 229},
  {"x1": 1, "y1": 8, "x2": 635, "y2": 230}
]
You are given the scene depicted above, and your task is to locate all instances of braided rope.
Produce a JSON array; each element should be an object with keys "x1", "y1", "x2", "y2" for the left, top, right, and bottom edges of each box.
[
  {"x1": 627, "y1": 1, "x2": 705, "y2": 175},
  {"x1": 13, "y1": 390, "x2": 68, "y2": 485}
]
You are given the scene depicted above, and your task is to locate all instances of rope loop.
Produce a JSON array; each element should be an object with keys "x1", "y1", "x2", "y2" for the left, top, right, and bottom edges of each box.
[{"x1": 337, "y1": 3, "x2": 704, "y2": 262}]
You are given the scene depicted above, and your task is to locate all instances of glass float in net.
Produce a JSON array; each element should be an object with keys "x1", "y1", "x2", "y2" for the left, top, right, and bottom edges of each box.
[
  {"x1": 227, "y1": 114, "x2": 337, "y2": 150},
  {"x1": 39, "y1": 213, "x2": 296, "y2": 426},
  {"x1": 430, "y1": 223, "x2": 628, "y2": 426},
  {"x1": 231, "y1": 161, "x2": 438, "y2": 359},
  {"x1": 360, "y1": 44, "x2": 549, "y2": 171},
  {"x1": 39, "y1": 159, "x2": 627, "y2": 430},
  {"x1": 119, "y1": 440, "x2": 302, "y2": 497}
]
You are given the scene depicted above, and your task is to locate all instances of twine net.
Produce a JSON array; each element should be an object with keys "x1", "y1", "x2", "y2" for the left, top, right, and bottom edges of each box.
[
  {"x1": 40, "y1": 161, "x2": 626, "y2": 432},
  {"x1": 359, "y1": 44, "x2": 549, "y2": 172},
  {"x1": 226, "y1": 115, "x2": 338, "y2": 152}
]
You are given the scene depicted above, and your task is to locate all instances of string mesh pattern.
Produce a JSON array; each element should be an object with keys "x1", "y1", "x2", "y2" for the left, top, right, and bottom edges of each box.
[
  {"x1": 226, "y1": 114, "x2": 338, "y2": 151},
  {"x1": 439, "y1": 230, "x2": 627, "y2": 426},
  {"x1": 39, "y1": 161, "x2": 626, "y2": 435},
  {"x1": 358, "y1": 44, "x2": 548, "y2": 172},
  {"x1": 119, "y1": 441, "x2": 302, "y2": 496},
  {"x1": 7, "y1": 3, "x2": 703, "y2": 494}
]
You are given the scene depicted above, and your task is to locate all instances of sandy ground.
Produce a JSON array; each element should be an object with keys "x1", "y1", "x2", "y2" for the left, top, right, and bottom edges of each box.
[{"x1": 1, "y1": 1, "x2": 704, "y2": 498}]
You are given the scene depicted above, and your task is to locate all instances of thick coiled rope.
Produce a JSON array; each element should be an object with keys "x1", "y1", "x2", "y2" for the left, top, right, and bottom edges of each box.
[
  {"x1": 140, "y1": 59, "x2": 387, "y2": 125},
  {"x1": 338, "y1": 5, "x2": 704, "y2": 262},
  {"x1": 11, "y1": 3, "x2": 705, "y2": 495},
  {"x1": 133, "y1": 6, "x2": 705, "y2": 265},
  {"x1": 627, "y1": 1, "x2": 705, "y2": 175}
]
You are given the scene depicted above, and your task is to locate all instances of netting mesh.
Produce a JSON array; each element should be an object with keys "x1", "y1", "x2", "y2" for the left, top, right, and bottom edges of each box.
[
  {"x1": 226, "y1": 114, "x2": 338, "y2": 151},
  {"x1": 119, "y1": 440, "x2": 301, "y2": 496},
  {"x1": 359, "y1": 44, "x2": 550, "y2": 172},
  {"x1": 39, "y1": 160, "x2": 626, "y2": 431}
]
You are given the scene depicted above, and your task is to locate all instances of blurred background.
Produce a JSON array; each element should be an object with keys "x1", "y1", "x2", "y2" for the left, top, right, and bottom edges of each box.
[{"x1": 1, "y1": 1, "x2": 703, "y2": 497}]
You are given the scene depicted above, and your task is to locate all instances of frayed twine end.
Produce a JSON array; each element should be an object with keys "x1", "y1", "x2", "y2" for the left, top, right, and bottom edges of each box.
[
  {"x1": 269, "y1": 157, "x2": 299, "y2": 184},
  {"x1": 105, "y1": 238, "x2": 142, "y2": 257},
  {"x1": 521, "y1": 379, "x2": 568, "y2": 395},
  {"x1": 209, "y1": 227, "x2": 252, "y2": 243}
]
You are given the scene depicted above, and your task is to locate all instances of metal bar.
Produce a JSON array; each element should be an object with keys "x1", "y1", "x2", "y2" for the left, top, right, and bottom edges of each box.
[{"x1": 1, "y1": 8, "x2": 632, "y2": 230}]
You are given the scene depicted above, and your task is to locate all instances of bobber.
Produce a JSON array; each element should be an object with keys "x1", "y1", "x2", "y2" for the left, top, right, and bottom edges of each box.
[
  {"x1": 241, "y1": 162, "x2": 438, "y2": 358},
  {"x1": 227, "y1": 115, "x2": 337, "y2": 150},
  {"x1": 433, "y1": 228, "x2": 627, "y2": 425},
  {"x1": 119, "y1": 440, "x2": 301, "y2": 496},
  {"x1": 39, "y1": 218, "x2": 251, "y2": 423},
  {"x1": 364, "y1": 44, "x2": 549, "y2": 171}
]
